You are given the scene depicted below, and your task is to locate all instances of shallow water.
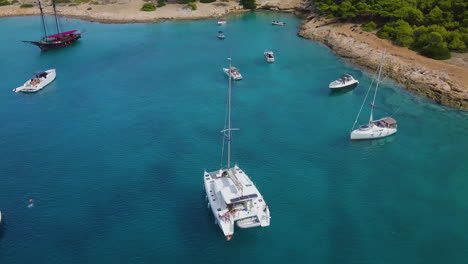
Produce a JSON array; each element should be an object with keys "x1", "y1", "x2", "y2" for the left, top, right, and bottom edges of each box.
[{"x1": 0, "y1": 11, "x2": 467, "y2": 264}]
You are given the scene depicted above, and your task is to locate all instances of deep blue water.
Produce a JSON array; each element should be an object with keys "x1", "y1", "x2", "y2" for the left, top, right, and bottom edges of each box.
[{"x1": 0, "y1": 11, "x2": 467, "y2": 264}]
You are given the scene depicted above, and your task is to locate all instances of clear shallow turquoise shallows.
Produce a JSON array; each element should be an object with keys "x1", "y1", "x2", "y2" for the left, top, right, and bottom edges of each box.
[{"x1": 0, "y1": 11, "x2": 467, "y2": 264}]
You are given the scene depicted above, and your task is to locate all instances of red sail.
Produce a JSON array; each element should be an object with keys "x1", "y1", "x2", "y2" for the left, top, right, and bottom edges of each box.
[{"x1": 47, "y1": 30, "x2": 77, "y2": 38}]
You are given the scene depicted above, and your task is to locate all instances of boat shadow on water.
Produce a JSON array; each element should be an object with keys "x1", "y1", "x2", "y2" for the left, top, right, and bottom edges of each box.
[{"x1": 328, "y1": 83, "x2": 359, "y2": 96}]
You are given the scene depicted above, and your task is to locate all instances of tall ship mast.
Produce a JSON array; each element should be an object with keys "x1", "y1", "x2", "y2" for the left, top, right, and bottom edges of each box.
[
  {"x1": 203, "y1": 58, "x2": 271, "y2": 241},
  {"x1": 23, "y1": 0, "x2": 81, "y2": 51}
]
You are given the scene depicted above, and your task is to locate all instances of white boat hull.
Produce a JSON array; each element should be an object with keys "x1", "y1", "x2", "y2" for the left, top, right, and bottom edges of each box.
[
  {"x1": 264, "y1": 52, "x2": 275, "y2": 63},
  {"x1": 203, "y1": 166, "x2": 270, "y2": 240},
  {"x1": 14, "y1": 69, "x2": 56, "y2": 93},
  {"x1": 329, "y1": 79, "x2": 359, "y2": 89},
  {"x1": 223, "y1": 68, "x2": 242, "y2": 80},
  {"x1": 350, "y1": 126, "x2": 397, "y2": 140}
]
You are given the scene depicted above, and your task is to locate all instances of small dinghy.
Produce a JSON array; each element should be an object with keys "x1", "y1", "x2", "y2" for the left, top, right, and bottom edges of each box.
[
  {"x1": 0, "y1": 211, "x2": 2, "y2": 224},
  {"x1": 218, "y1": 19, "x2": 227, "y2": 25},
  {"x1": 217, "y1": 31, "x2": 225, "y2": 39},
  {"x1": 236, "y1": 216, "x2": 261, "y2": 229},
  {"x1": 329, "y1": 74, "x2": 359, "y2": 90},
  {"x1": 264, "y1": 51, "x2": 275, "y2": 63},
  {"x1": 14, "y1": 69, "x2": 56, "y2": 93},
  {"x1": 223, "y1": 66, "x2": 242, "y2": 80},
  {"x1": 272, "y1": 20, "x2": 286, "y2": 26}
]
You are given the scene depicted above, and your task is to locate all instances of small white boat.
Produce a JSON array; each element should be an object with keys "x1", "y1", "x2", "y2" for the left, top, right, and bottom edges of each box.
[
  {"x1": 264, "y1": 51, "x2": 275, "y2": 63},
  {"x1": 350, "y1": 50, "x2": 397, "y2": 140},
  {"x1": 223, "y1": 67, "x2": 242, "y2": 80},
  {"x1": 272, "y1": 20, "x2": 286, "y2": 26},
  {"x1": 13, "y1": 69, "x2": 56, "y2": 93},
  {"x1": 217, "y1": 31, "x2": 225, "y2": 39},
  {"x1": 218, "y1": 19, "x2": 227, "y2": 25},
  {"x1": 329, "y1": 74, "x2": 359, "y2": 89}
]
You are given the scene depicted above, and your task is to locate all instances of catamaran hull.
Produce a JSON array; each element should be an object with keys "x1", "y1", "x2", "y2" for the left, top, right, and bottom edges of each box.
[
  {"x1": 350, "y1": 127, "x2": 397, "y2": 140},
  {"x1": 24, "y1": 34, "x2": 81, "y2": 51},
  {"x1": 14, "y1": 69, "x2": 56, "y2": 93}
]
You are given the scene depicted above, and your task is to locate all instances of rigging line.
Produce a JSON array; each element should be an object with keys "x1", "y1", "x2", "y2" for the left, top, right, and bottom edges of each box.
[
  {"x1": 389, "y1": 105, "x2": 402, "y2": 117},
  {"x1": 351, "y1": 76, "x2": 376, "y2": 131},
  {"x1": 369, "y1": 50, "x2": 386, "y2": 122}
]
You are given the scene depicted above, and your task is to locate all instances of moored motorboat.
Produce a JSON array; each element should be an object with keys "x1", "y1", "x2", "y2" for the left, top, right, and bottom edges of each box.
[
  {"x1": 217, "y1": 31, "x2": 225, "y2": 39},
  {"x1": 218, "y1": 19, "x2": 227, "y2": 25},
  {"x1": 223, "y1": 66, "x2": 243, "y2": 80},
  {"x1": 350, "y1": 50, "x2": 398, "y2": 140},
  {"x1": 264, "y1": 51, "x2": 275, "y2": 63},
  {"x1": 204, "y1": 57, "x2": 270, "y2": 241},
  {"x1": 272, "y1": 20, "x2": 286, "y2": 26},
  {"x1": 329, "y1": 74, "x2": 359, "y2": 89},
  {"x1": 13, "y1": 69, "x2": 56, "y2": 93}
]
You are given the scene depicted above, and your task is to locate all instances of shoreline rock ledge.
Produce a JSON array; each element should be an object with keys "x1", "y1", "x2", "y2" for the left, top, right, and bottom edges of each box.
[{"x1": 299, "y1": 17, "x2": 468, "y2": 110}]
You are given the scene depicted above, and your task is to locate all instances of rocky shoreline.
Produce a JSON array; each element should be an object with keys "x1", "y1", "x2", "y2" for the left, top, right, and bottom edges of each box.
[
  {"x1": 1, "y1": 0, "x2": 466, "y2": 109},
  {"x1": 298, "y1": 17, "x2": 468, "y2": 109}
]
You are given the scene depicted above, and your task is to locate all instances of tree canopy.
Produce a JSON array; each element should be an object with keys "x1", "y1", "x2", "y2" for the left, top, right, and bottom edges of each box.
[{"x1": 313, "y1": 0, "x2": 468, "y2": 59}]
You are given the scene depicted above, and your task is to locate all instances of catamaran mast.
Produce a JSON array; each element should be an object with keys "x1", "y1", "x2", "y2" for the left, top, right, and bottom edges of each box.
[
  {"x1": 38, "y1": 0, "x2": 48, "y2": 40},
  {"x1": 52, "y1": 0, "x2": 61, "y2": 35},
  {"x1": 227, "y1": 58, "x2": 232, "y2": 168},
  {"x1": 369, "y1": 50, "x2": 386, "y2": 123}
]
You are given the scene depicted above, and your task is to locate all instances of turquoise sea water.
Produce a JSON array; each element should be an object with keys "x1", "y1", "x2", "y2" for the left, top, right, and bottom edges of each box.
[{"x1": 0, "y1": 11, "x2": 467, "y2": 264}]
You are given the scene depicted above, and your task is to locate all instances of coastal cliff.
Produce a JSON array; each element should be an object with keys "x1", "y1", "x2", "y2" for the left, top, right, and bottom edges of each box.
[{"x1": 299, "y1": 17, "x2": 468, "y2": 109}]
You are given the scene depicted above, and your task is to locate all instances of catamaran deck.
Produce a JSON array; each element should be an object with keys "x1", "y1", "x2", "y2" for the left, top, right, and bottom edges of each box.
[{"x1": 204, "y1": 165, "x2": 270, "y2": 238}]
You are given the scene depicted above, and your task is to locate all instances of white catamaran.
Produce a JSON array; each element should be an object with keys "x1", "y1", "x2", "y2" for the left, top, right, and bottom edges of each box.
[
  {"x1": 350, "y1": 50, "x2": 397, "y2": 140},
  {"x1": 204, "y1": 58, "x2": 271, "y2": 241}
]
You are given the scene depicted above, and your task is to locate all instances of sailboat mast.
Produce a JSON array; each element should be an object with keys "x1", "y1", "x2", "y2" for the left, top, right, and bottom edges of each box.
[
  {"x1": 369, "y1": 50, "x2": 386, "y2": 123},
  {"x1": 227, "y1": 58, "x2": 232, "y2": 169},
  {"x1": 38, "y1": 0, "x2": 48, "y2": 39},
  {"x1": 52, "y1": 0, "x2": 61, "y2": 35}
]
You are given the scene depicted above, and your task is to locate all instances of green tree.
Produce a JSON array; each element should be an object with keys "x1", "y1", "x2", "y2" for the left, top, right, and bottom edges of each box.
[
  {"x1": 240, "y1": 0, "x2": 256, "y2": 9},
  {"x1": 427, "y1": 6, "x2": 444, "y2": 24},
  {"x1": 448, "y1": 35, "x2": 467, "y2": 52},
  {"x1": 421, "y1": 32, "x2": 451, "y2": 59},
  {"x1": 141, "y1": 2, "x2": 156, "y2": 11}
]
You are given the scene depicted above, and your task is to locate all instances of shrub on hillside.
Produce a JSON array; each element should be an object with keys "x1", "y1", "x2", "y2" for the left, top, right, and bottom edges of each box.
[
  {"x1": 141, "y1": 2, "x2": 156, "y2": 11},
  {"x1": 240, "y1": 0, "x2": 256, "y2": 9},
  {"x1": 20, "y1": 3, "x2": 33, "y2": 7},
  {"x1": 0, "y1": 0, "x2": 11, "y2": 6},
  {"x1": 157, "y1": 0, "x2": 166, "y2": 7},
  {"x1": 188, "y1": 1, "x2": 197, "y2": 10},
  {"x1": 362, "y1": 21, "x2": 377, "y2": 32},
  {"x1": 200, "y1": 0, "x2": 216, "y2": 3}
]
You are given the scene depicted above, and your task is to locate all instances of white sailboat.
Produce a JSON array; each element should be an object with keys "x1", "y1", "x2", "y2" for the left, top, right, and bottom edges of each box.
[
  {"x1": 204, "y1": 58, "x2": 271, "y2": 241},
  {"x1": 350, "y1": 50, "x2": 397, "y2": 140}
]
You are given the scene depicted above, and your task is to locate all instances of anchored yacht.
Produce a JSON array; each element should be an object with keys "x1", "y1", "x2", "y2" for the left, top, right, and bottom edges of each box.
[
  {"x1": 264, "y1": 51, "x2": 275, "y2": 63},
  {"x1": 217, "y1": 31, "x2": 225, "y2": 39},
  {"x1": 223, "y1": 66, "x2": 242, "y2": 80},
  {"x1": 329, "y1": 74, "x2": 359, "y2": 89},
  {"x1": 272, "y1": 20, "x2": 286, "y2": 26},
  {"x1": 204, "y1": 58, "x2": 270, "y2": 241},
  {"x1": 14, "y1": 69, "x2": 56, "y2": 93},
  {"x1": 350, "y1": 50, "x2": 398, "y2": 140}
]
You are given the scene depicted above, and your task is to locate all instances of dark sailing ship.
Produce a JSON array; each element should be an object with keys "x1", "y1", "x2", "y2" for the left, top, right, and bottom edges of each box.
[{"x1": 23, "y1": 0, "x2": 81, "y2": 51}]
